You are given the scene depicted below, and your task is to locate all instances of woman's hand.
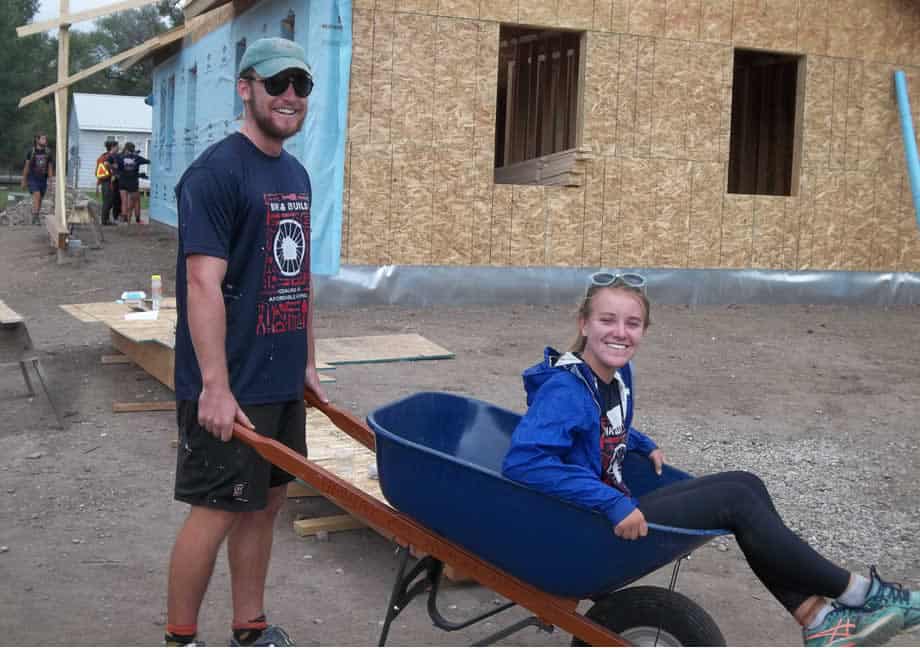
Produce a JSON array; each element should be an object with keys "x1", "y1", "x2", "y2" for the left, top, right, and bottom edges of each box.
[
  {"x1": 649, "y1": 449, "x2": 665, "y2": 476},
  {"x1": 613, "y1": 508, "x2": 648, "y2": 540}
]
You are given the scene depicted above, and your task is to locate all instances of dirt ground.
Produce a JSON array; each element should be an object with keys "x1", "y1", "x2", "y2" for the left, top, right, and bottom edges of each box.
[{"x1": 1, "y1": 221, "x2": 918, "y2": 647}]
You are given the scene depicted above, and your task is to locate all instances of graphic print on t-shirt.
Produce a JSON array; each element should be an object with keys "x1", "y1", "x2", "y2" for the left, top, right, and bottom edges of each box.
[
  {"x1": 600, "y1": 403, "x2": 631, "y2": 496},
  {"x1": 30, "y1": 150, "x2": 49, "y2": 176},
  {"x1": 256, "y1": 192, "x2": 311, "y2": 336}
]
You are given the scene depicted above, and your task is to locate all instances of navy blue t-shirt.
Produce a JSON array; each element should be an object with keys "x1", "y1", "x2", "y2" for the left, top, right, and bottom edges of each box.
[{"x1": 174, "y1": 132, "x2": 312, "y2": 404}]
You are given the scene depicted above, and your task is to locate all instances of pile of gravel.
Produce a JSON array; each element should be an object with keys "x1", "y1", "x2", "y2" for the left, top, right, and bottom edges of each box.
[{"x1": 0, "y1": 187, "x2": 95, "y2": 226}]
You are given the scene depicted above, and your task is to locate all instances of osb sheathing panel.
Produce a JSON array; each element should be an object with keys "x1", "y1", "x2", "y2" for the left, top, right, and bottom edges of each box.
[
  {"x1": 517, "y1": 0, "x2": 557, "y2": 26},
  {"x1": 844, "y1": 61, "x2": 865, "y2": 170},
  {"x1": 391, "y1": 13, "x2": 436, "y2": 143},
  {"x1": 664, "y1": 0, "x2": 700, "y2": 40},
  {"x1": 871, "y1": 173, "x2": 902, "y2": 270},
  {"x1": 479, "y1": 0, "x2": 517, "y2": 23},
  {"x1": 434, "y1": 18, "x2": 479, "y2": 145},
  {"x1": 732, "y1": 0, "x2": 796, "y2": 52},
  {"x1": 797, "y1": 0, "x2": 829, "y2": 55},
  {"x1": 348, "y1": 8, "x2": 374, "y2": 145},
  {"x1": 810, "y1": 169, "x2": 847, "y2": 270},
  {"x1": 699, "y1": 0, "x2": 731, "y2": 43},
  {"x1": 583, "y1": 32, "x2": 620, "y2": 157},
  {"x1": 609, "y1": 0, "x2": 630, "y2": 33},
  {"x1": 510, "y1": 186, "x2": 547, "y2": 266},
  {"x1": 751, "y1": 196, "x2": 786, "y2": 270},
  {"x1": 469, "y1": 149, "x2": 494, "y2": 266},
  {"x1": 490, "y1": 184, "x2": 513, "y2": 265},
  {"x1": 634, "y1": 37, "x2": 656, "y2": 157},
  {"x1": 858, "y1": 63, "x2": 895, "y2": 174},
  {"x1": 370, "y1": 10, "x2": 396, "y2": 144},
  {"x1": 438, "y1": 0, "x2": 479, "y2": 19},
  {"x1": 651, "y1": 38, "x2": 688, "y2": 160},
  {"x1": 618, "y1": 158, "x2": 657, "y2": 268},
  {"x1": 546, "y1": 187, "x2": 586, "y2": 266},
  {"x1": 347, "y1": 145, "x2": 392, "y2": 265},
  {"x1": 432, "y1": 145, "x2": 476, "y2": 265},
  {"x1": 593, "y1": 0, "x2": 613, "y2": 31},
  {"x1": 474, "y1": 22, "x2": 499, "y2": 150},
  {"x1": 583, "y1": 158, "x2": 606, "y2": 268},
  {"x1": 803, "y1": 56, "x2": 834, "y2": 170},
  {"x1": 829, "y1": 59, "x2": 849, "y2": 170},
  {"x1": 686, "y1": 42, "x2": 726, "y2": 162},
  {"x1": 653, "y1": 160, "x2": 692, "y2": 268},
  {"x1": 601, "y1": 156, "x2": 622, "y2": 266},
  {"x1": 886, "y1": 0, "x2": 920, "y2": 67},
  {"x1": 720, "y1": 194, "x2": 754, "y2": 268},
  {"x1": 897, "y1": 180, "x2": 920, "y2": 271},
  {"x1": 616, "y1": 35, "x2": 640, "y2": 158},
  {"x1": 390, "y1": 144, "x2": 434, "y2": 264},
  {"x1": 627, "y1": 0, "x2": 665, "y2": 37},
  {"x1": 396, "y1": 0, "x2": 437, "y2": 13},
  {"x1": 781, "y1": 193, "x2": 802, "y2": 270},
  {"x1": 558, "y1": 0, "x2": 594, "y2": 30},
  {"x1": 842, "y1": 170, "x2": 877, "y2": 271},
  {"x1": 795, "y1": 170, "x2": 817, "y2": 270},
  {"x1": 688, "y1": 162, "x2": 724, "y2": 268},
  {"x1": 341, "y1": 147, "x2": 351, "y2": 262}
]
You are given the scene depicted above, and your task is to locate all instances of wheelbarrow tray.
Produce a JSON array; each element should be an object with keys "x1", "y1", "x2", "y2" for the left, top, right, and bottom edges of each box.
[{"x1": 368, "y1": 391, "x2": 723, "y2": 599}]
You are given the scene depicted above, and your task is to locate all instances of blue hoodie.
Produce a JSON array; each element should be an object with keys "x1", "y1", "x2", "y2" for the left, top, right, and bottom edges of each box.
[{"x1": 502, "y1": 347, "x2": 658, "y2": 527}]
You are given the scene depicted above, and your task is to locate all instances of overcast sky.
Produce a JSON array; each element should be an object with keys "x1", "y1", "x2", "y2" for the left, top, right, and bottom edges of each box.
[{"x1": 34, "y1": 0, "x2": 138, "y2": 32}]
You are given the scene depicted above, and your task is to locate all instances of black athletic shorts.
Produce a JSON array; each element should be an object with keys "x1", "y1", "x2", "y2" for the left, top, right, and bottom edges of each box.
[{"x1": 174, "y1": 399, "x2": 307, "y2": 512}]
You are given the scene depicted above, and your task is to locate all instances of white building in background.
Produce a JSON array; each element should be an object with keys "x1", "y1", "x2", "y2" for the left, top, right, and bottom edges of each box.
[{"x1": 67, "y1": 93, "x2": 152, "y2": 189}]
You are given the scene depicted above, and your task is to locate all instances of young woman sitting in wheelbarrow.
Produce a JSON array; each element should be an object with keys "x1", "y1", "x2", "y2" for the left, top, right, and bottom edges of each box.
[{"x1": 502, "y1": 272, "x2": 918, "y2": 647}]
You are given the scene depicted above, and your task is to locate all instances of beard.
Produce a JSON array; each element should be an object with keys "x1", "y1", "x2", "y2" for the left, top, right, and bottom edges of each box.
[{"x1": 247, "y1": 97, "x2": 306, "y2": 141}]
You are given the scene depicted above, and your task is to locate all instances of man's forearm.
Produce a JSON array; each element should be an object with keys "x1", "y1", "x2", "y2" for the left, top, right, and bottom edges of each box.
[{"x1": 187, "y1": 280, "x2": 229, "y2": 388}]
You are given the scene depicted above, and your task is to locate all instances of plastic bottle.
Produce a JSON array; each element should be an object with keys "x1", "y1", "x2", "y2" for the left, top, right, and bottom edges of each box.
[{"x1": 151, "y1": 274, "x2": 162, "y2": 311}]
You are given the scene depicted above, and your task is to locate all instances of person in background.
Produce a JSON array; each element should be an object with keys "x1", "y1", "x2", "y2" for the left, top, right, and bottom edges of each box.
[
  {"x1": 95, "y1": 140, "x2": 119, "y2": 226},
  {"x1": 113, "y1": 142, "x2": 149, "y2": 224},
  {"x1": 21, "y1": 134, "x2": 54, "y2": 226},
  {"x1": 503, "y1": 271, "x2": 919, "y2": 647}
]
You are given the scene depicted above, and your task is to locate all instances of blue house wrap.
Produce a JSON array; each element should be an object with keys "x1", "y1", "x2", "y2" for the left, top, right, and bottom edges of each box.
[{"x1": 149, "y1": 0, "x2": 352, "y2": 276}]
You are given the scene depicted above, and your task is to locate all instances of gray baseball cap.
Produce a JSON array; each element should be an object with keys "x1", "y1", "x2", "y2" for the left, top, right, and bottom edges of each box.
[{"x1": 238, "y1": 37, "x2": 312, "y2": 79}]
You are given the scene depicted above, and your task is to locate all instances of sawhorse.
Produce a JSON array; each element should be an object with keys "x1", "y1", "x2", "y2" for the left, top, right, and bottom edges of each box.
[{"x1": 0, "y1": 300, "x2": 64, "y2": 429}]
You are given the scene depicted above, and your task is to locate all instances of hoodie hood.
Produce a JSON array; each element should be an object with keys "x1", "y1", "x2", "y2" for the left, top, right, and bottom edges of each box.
[{"x1": 522, "y1": 347, "x2": 595, "y2": 406}]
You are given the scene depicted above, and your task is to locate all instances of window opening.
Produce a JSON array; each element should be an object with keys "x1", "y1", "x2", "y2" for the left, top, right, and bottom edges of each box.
[
  {"x1": 281, "y1": 11, "x2": 295, "y2": 40},
  {"x1": 727, "y1": 49, "x2": 803, "y2": 196}
]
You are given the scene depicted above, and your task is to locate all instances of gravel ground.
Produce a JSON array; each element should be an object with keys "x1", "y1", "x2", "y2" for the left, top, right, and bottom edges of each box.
[{"x1": 0, "y1": 222, "x2": 918, "y2": 646}]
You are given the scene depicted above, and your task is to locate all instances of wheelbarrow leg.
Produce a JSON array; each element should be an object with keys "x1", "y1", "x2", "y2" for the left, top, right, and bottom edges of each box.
[
  {"x1": 649, "y1": 556, "x2": 687, "y2": 647},
  {"x1": 378, "y1": 546, "x2": 432, "y2": 646}
]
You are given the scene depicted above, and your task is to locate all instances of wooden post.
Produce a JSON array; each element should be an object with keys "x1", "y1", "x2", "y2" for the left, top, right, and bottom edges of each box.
[{"x1": 53, "y1": 0, "x2": 70, "y2": 249}]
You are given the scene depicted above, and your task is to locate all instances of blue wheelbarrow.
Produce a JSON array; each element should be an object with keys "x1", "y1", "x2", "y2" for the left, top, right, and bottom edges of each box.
[{"x1": 234, "y1": 391, "x2": 730, "y2": 646}]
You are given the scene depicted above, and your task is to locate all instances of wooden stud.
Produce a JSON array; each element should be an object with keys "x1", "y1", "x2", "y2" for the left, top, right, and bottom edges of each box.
[
  {"x1": 287, "y1": 480, "x2": 321, "y2": 498},
  {"x1": 112, "y1": 401, "x2": 177, "y2": 413},
  {"x1": 17, "y1": 0, "x2": 157, "y2": 36},
  {"x1": 293, "y1": 514, "x2": 366, "y2": 537}
]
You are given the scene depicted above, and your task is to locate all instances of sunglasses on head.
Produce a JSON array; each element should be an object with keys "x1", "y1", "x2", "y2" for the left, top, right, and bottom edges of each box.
[
  {"x1": 590, "y1": 271, "x2": 647, "y2": 290},
  {"x1": 242, "y1": 70, "x2": 314, "y2": 97}
]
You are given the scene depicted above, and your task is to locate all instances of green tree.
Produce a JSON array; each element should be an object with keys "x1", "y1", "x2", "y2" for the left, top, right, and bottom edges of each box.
[{"x1": 0, "y1": 0, "x2": 56, "y2": 176}]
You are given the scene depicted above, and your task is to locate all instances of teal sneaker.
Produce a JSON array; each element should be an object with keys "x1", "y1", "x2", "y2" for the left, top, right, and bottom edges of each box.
[
  {"x1": 803, "y1": 603, "x2": 903, "y2": 646},
  {"x1": 229, "y1": 625, "x2": 294, "y2": 647},
  {"x1": 860, "y1": 566, "x2": 920, "y2": 631}
]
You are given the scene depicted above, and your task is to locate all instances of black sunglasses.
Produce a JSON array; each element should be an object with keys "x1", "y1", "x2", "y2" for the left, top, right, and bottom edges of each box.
[{"x1": 242, "y1": 71, "x2": 313, "y2": 98}]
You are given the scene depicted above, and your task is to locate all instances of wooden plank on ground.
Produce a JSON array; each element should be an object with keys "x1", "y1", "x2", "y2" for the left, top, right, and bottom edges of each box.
[
  {"x1": 101, "y1": 354, "x2": 133, "y2": 364},
  {"x1": 315, "y1": 333, "x2": 454, "y2": 365},
  {"x1": 112, "y1": 400, "x2": 177, "y2": 413},
  {"x1": 0, "y1": 300, "x2": 24, "y2": 325},
  {"x1": 293, "y1": 514, "x2": 366, "y2": 537}
]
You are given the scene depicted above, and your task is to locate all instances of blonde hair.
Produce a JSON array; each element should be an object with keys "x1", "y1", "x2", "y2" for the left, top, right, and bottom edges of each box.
[{"x1": 569, "y1": 283, "x2": 651, "y2": 354}]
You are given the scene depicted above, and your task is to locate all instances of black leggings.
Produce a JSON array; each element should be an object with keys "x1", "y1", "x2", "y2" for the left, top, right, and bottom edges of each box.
[{"x1": 638, "y1": 471, "x2": 850, "y2": 613}]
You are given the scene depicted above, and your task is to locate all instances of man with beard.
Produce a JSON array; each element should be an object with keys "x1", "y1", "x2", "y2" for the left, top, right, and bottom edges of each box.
[
  {"x1": 165, "y1": 38, "x2": 326, "y2": 647},
  {"x1": 21, "y1": 134, "x2": 54, "y2": 225}
]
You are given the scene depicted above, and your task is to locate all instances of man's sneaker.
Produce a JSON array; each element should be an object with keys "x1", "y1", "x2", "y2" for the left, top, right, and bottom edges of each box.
[
  {"x1": 803, "y1": 603, "x2": 903, "y2": 646},
  {"x1": 859, "y1": 566, "x2": 920, "y2": 630},
  {"x1": 229, "y1": 625, "x2": 294, "y2": 647}
]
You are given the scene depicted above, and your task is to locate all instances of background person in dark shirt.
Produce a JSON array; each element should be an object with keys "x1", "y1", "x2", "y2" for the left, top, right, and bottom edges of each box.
[
  {"x1": 95, "y1": 140, "x2": 120, "y2": 225},
  {"x1": 111, "y1": 141, "x2": 148, "y2": 224},
  {"x1": 20, "y1": 133, "x2": 54, "y2": 225}
]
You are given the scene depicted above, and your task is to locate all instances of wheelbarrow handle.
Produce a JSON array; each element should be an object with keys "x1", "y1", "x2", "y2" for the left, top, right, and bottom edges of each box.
[{"x1": 304, "y1": 387, "x2": 376, "y2": 452}]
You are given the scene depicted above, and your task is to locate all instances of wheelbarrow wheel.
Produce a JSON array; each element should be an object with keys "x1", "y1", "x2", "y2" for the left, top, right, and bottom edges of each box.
[{"x1": 571, "y1": 585, "x2": 726, "y2": 647}]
